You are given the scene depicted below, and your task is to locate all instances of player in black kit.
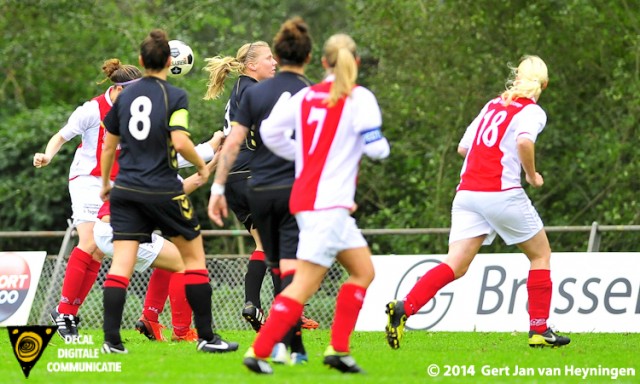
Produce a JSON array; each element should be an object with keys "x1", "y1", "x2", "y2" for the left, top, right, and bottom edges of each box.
[
  {"x1": 208, "y1": 17, "x2": 313, "y2": 370},
  {"x1": 99, "y1": 28, "x2": 238, "y2": 354}
]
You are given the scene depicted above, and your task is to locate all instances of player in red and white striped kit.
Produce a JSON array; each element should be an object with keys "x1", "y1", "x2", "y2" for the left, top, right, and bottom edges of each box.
[
  {"x1": 249, "y1": 33, "x2": 390, "y2": 374},
  {"x1": 385, "y1": 55, "x2": 571, "y2": 349},
  {"x1": 33, "y1": 59, "x2": 142, "y2": 339}
]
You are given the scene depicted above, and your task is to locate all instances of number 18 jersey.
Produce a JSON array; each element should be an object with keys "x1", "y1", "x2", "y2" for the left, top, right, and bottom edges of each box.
[{"x1": 457, "y1": 96, "x2": 546, "y2": 192}]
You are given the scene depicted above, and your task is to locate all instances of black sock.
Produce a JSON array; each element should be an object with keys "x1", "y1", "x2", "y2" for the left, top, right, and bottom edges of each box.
[
  {"x1": 244, "y1": 260, "x2": 267, "y2": 307},
  {"x1": 271, "y1": 269, "x2": 282, "y2": 296},
  {"x1": 185, "y1": 283, "x2": 215, "y2": 341},
  {"x1": 103, "y1": 287, "x2": 127, "y2": 345},
  {"x1": 279, "y1": 273, "x2": 298, "y2": 349},
  {"x1": 290, "y1": 319, "x2": 305, "y2": 354}
]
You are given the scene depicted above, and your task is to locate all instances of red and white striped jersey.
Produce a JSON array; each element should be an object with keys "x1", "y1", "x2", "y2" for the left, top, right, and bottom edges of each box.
[
  {"x1": 262, "y1": 79, "x2": 386, "y2": 214},
  {"x1": 457, "y1": 96, "x2": 546, "y2": 191},
  {"x1": 58, "y1": 87, "x2": 119, "y2": 181}
]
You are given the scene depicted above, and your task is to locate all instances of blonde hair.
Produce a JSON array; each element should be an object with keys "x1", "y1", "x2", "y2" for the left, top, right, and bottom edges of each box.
[
  {"x1": 323, "y1": 34, "x2": 358, "y2": 107},
  {"x1": 501, "y1": 55, "x2": 548, "y2": 106},
  {"x1": 97, "y1": 58, "x2": 141, "y2": 85},
  {"x1": 203, "y1": 41, "x2": 270, "y2": 100}
]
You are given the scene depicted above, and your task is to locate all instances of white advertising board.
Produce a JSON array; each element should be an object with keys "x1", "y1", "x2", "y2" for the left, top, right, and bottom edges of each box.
[
  {"x1": 356, "y1": 253, "x2": 640, "y2": 332},
  {"x1": 0, "y1": 251, "x2": 47, "y2": 326}
]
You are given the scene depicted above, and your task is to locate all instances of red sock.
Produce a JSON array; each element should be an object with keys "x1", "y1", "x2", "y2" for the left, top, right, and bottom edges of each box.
[
  {"x1": 75, "y1": 258, "x2": 101, "y2": 308},
  {"x1": 58, "y1": 247, "x2": 93, "y2": 315},
  {"x1": 169, "y1": 272, "x2": 192, "y2": 334},
  {"x1": 331, "y1": 283, "x2": 366, "y2": 353},
  {"x1": 184, "y1": 269, "x2": 209, "y2": 285},
  {"x1": 104, "y1": 274, "x2": 130, "y2": 289},
  {"x1": 250, "y1": 250, "x2": 265, "y2": 261},
  {"x1": 527, "y1": 269, "x2": 551, "y2": 333},
  {"x1": 404, "y1": 263, "x2": 454, "y2": 316},
  {"x1": 253, "y1": 295, "x2": 303, "y2": 358},
  {"x1": 142, "y1": 268, "x2": 172, "y2": 322}
]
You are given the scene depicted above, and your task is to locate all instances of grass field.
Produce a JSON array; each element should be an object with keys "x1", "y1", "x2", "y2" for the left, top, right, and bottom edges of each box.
[{"x1": 1, "y1": 328, "x2": 638, "y2": 383}]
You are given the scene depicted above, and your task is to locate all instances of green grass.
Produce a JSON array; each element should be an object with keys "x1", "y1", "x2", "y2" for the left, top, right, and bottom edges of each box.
[{"x1": 1, "y1": 329, "x2": 639, "y2": 383}]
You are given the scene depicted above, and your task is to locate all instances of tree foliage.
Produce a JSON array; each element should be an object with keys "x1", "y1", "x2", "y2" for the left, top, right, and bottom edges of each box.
[{"x1": 0, "y1": 0, "x2": 637, "y2": 254}]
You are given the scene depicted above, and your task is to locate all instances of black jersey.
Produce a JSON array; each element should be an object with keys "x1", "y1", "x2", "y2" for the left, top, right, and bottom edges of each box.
[
  {"x1": 225, "y1": 75, "x2": 257, "y2": 178},
  {"x1": 235, "y1": 71, "x2": 313, "y2": 188},
  {"x1": 103, "y1": 76, "x2": 188, "y2": 194}
]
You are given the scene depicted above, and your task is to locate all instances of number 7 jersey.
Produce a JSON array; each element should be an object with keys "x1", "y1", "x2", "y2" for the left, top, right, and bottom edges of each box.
[{"x1": 457, "y1": 96, "x2": 546, "y2": 192}]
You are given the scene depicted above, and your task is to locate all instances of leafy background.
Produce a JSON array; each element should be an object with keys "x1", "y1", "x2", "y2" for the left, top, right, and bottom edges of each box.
[{"x1": 1, "y1": 0, "x2": 638, "y2": 254}]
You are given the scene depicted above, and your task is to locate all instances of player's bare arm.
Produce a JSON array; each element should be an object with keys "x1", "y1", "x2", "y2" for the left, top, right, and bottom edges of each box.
[
  {"x1": 99, "y1": 131, "x2": 119, "y2": 201},
  {"x1": 516, "y1": 136, "x2": 543, "y2": 188},
  {"x1": 171, "y1": 130, "x2": 209, "y2": 180},
  {"x1": 33, "y1": 133, "x2": 67, "y2": 168}
]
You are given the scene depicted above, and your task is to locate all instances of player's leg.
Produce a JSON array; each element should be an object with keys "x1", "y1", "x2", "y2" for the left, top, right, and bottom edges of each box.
[
  {"x1": 322, "y1": 245, "x2": 374, "y2": 373},
  {"x1": 245, "y1": 259, "x2": 326, "y2": 374},
  {"x1": 102, "y1": 239, "x2": 139, "y2": 354},
  {"x1": 171, "y1": 234, "x2": 238, "y2": 353},
  {"x1": 53, "y1": 176, "x2": 103, "y2": 338},
  {"x1": 146, "y1": 238, "x2": 195, "y2": 341},
  {"x1": 518, "y1": 230, "x2": 570, "y2": 347}
]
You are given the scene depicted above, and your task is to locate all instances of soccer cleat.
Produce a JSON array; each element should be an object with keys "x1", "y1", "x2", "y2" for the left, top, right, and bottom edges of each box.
[
  {"x1": 528, "y1": 328, "x2": 571, "y2": 348},
  {"x1": 196, "y1": 334, "x2": 239, "y2": 353},
  {"x1": 385, "y1": 300, "x2": 407, "y2": 349},
  {"x1": 242, "y1": 302, "x2": 266, "y2": 332},
  {"x1": 290, "y1": 352, "x2": 309, "y2": 365},
  {"x1": 323, "y1": 346, "x2": 364, "y2": 374},
  {"x1": 301, "y1": 314, "x2": 319, "y2": 330},
  {"x1": 49, "y1": 309, "x2": 79, "y2": 339},
  {"x1": 101, "y1": 341, "x2": 128, "y2": 354},
  {"x1": 171, "y1": 328, "x2": 199, "y2": 342},
  {"x1": 243, "y1": 347, "x2": 273, "y2": 374},
  {"x1": 271, "y1": 342, "x2": 289, "y2": 364},
  {"x1": 135, "y1": 315, "x2": 167, "y2": 341}
]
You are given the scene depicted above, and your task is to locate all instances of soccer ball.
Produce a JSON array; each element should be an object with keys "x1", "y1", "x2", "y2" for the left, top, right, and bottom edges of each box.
[{"x1": 168, "y1": 40, "x2": 194, "y2": 76}]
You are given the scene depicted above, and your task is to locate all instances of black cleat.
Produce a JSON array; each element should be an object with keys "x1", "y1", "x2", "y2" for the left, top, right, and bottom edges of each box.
[
  {"x1": 197, "y1": 334, "x2": 239, "y2": 353},
  {"x1": 528, "y1": 328, "x2": 571, "y2": 348},
  {"x1": 385, "y1": 300, "x2": 407, "y2": 349},
  {"x1": 323, "y1": 346, "x2": 364, "y2": 374},
  {"x1": 101, "y1": 341, "x2": 128, "y2": 354},
  {"x1": 50, "y1": 309, "x2": 79, "y2": 339},
  {"x1": 243, "y1": 348, "x2": 273, "y2": 374},
  {"x1": 242, "y1": 301, "x2": 265, "y2": 332}
]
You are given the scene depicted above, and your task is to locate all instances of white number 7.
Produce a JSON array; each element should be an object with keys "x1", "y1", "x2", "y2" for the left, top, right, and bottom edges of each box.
[{"x1": 307, "y1": 106, "x2": 326, "y2": 154}]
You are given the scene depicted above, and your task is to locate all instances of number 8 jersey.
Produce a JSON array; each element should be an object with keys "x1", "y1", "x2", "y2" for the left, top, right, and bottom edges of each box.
[
  {"x1": 103, "y1": 77, "x2": 189, "y2": 193},
  {"x1": 457, "y1": 96, "x2": 546, "y2": 192}
]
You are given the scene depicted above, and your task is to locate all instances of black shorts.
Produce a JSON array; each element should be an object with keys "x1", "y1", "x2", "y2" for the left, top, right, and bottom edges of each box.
[
  {"x1": 109, "y1": 185, "x2": 201, "y2": 242},
  {"x1": 247, "y1": 185, "x2": 298, "y2": 268},
  {"x1": 225, "y1": 174, "x2": 253, "y2": 231}
]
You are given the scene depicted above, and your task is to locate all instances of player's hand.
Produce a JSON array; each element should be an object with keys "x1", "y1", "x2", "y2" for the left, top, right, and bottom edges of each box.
[
  {"x1": 100, "y1": 184, "x2": 112, "y2": 202},
  {"x1": 526, "y1": 172, "x2": 544, "y2": 188},
  {"x1": 349, "y1": 203, "x2": 358, "y2": 214},
  {"x1": 33, "y1": 153, "x2": 51, "y2": 168},
  {"x1": 208, "y1": 192, "x2": 228, "y2": 227},
  {"x1": 197, "y1": 164, "x2": 210, "y2": 181}
]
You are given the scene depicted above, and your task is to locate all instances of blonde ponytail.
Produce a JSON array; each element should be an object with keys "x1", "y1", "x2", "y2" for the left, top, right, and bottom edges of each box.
[
  {"x1": 501, "y1": 55, "x2": 548, "y2": 106},
  {"x1": 323, "y1": 34, "x2": 358, "y2": 107}
]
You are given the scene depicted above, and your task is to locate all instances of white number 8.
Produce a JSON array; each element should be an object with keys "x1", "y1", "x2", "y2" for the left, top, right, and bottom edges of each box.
[{"x1": 129, "y1": 96, "x2": 152, "y2": 140}]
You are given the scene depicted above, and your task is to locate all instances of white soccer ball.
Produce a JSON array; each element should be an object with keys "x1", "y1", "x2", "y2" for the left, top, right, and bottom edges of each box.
[{"x1": 168, "y1": 40, "x2": 194, "y2": 76}]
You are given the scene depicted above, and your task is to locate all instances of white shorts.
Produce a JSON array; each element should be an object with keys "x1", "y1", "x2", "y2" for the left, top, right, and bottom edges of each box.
[
  {"x1": 93, "y1": 221, "x2": 164, "y2": 272},
  {"x1": 68, "y1": 176, "x2": 103, "y2": 225},
  {"x1": 296, "y1": 208, "x2": 367, "y2": 268},
  {"x1": 449, "y1": 189, "x2": 544, "y2": 246}
]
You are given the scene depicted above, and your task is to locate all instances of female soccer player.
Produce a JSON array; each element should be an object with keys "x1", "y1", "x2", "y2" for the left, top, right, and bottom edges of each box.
[
  {"x1": 248, "y1": 33, "x2": 391, "y2": 375},
  {"x1": 203, "y1": 41, "x2": 278, "y2": 331},
  {"x1": 99, "y1": 29, "x2": 237, "y2": 354},
  {"x1": 384, "y1": 55, "x2": 571, "y2": 349},
  {"x1": 208, "y1": 17, "x2": 314, "y2": 367},
  {"x1": 95, "y1": 132, "x2": 223, "y2": 343},
  {"x1": 33, "y1": 59, "x2": 141, "y2": 339}
]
